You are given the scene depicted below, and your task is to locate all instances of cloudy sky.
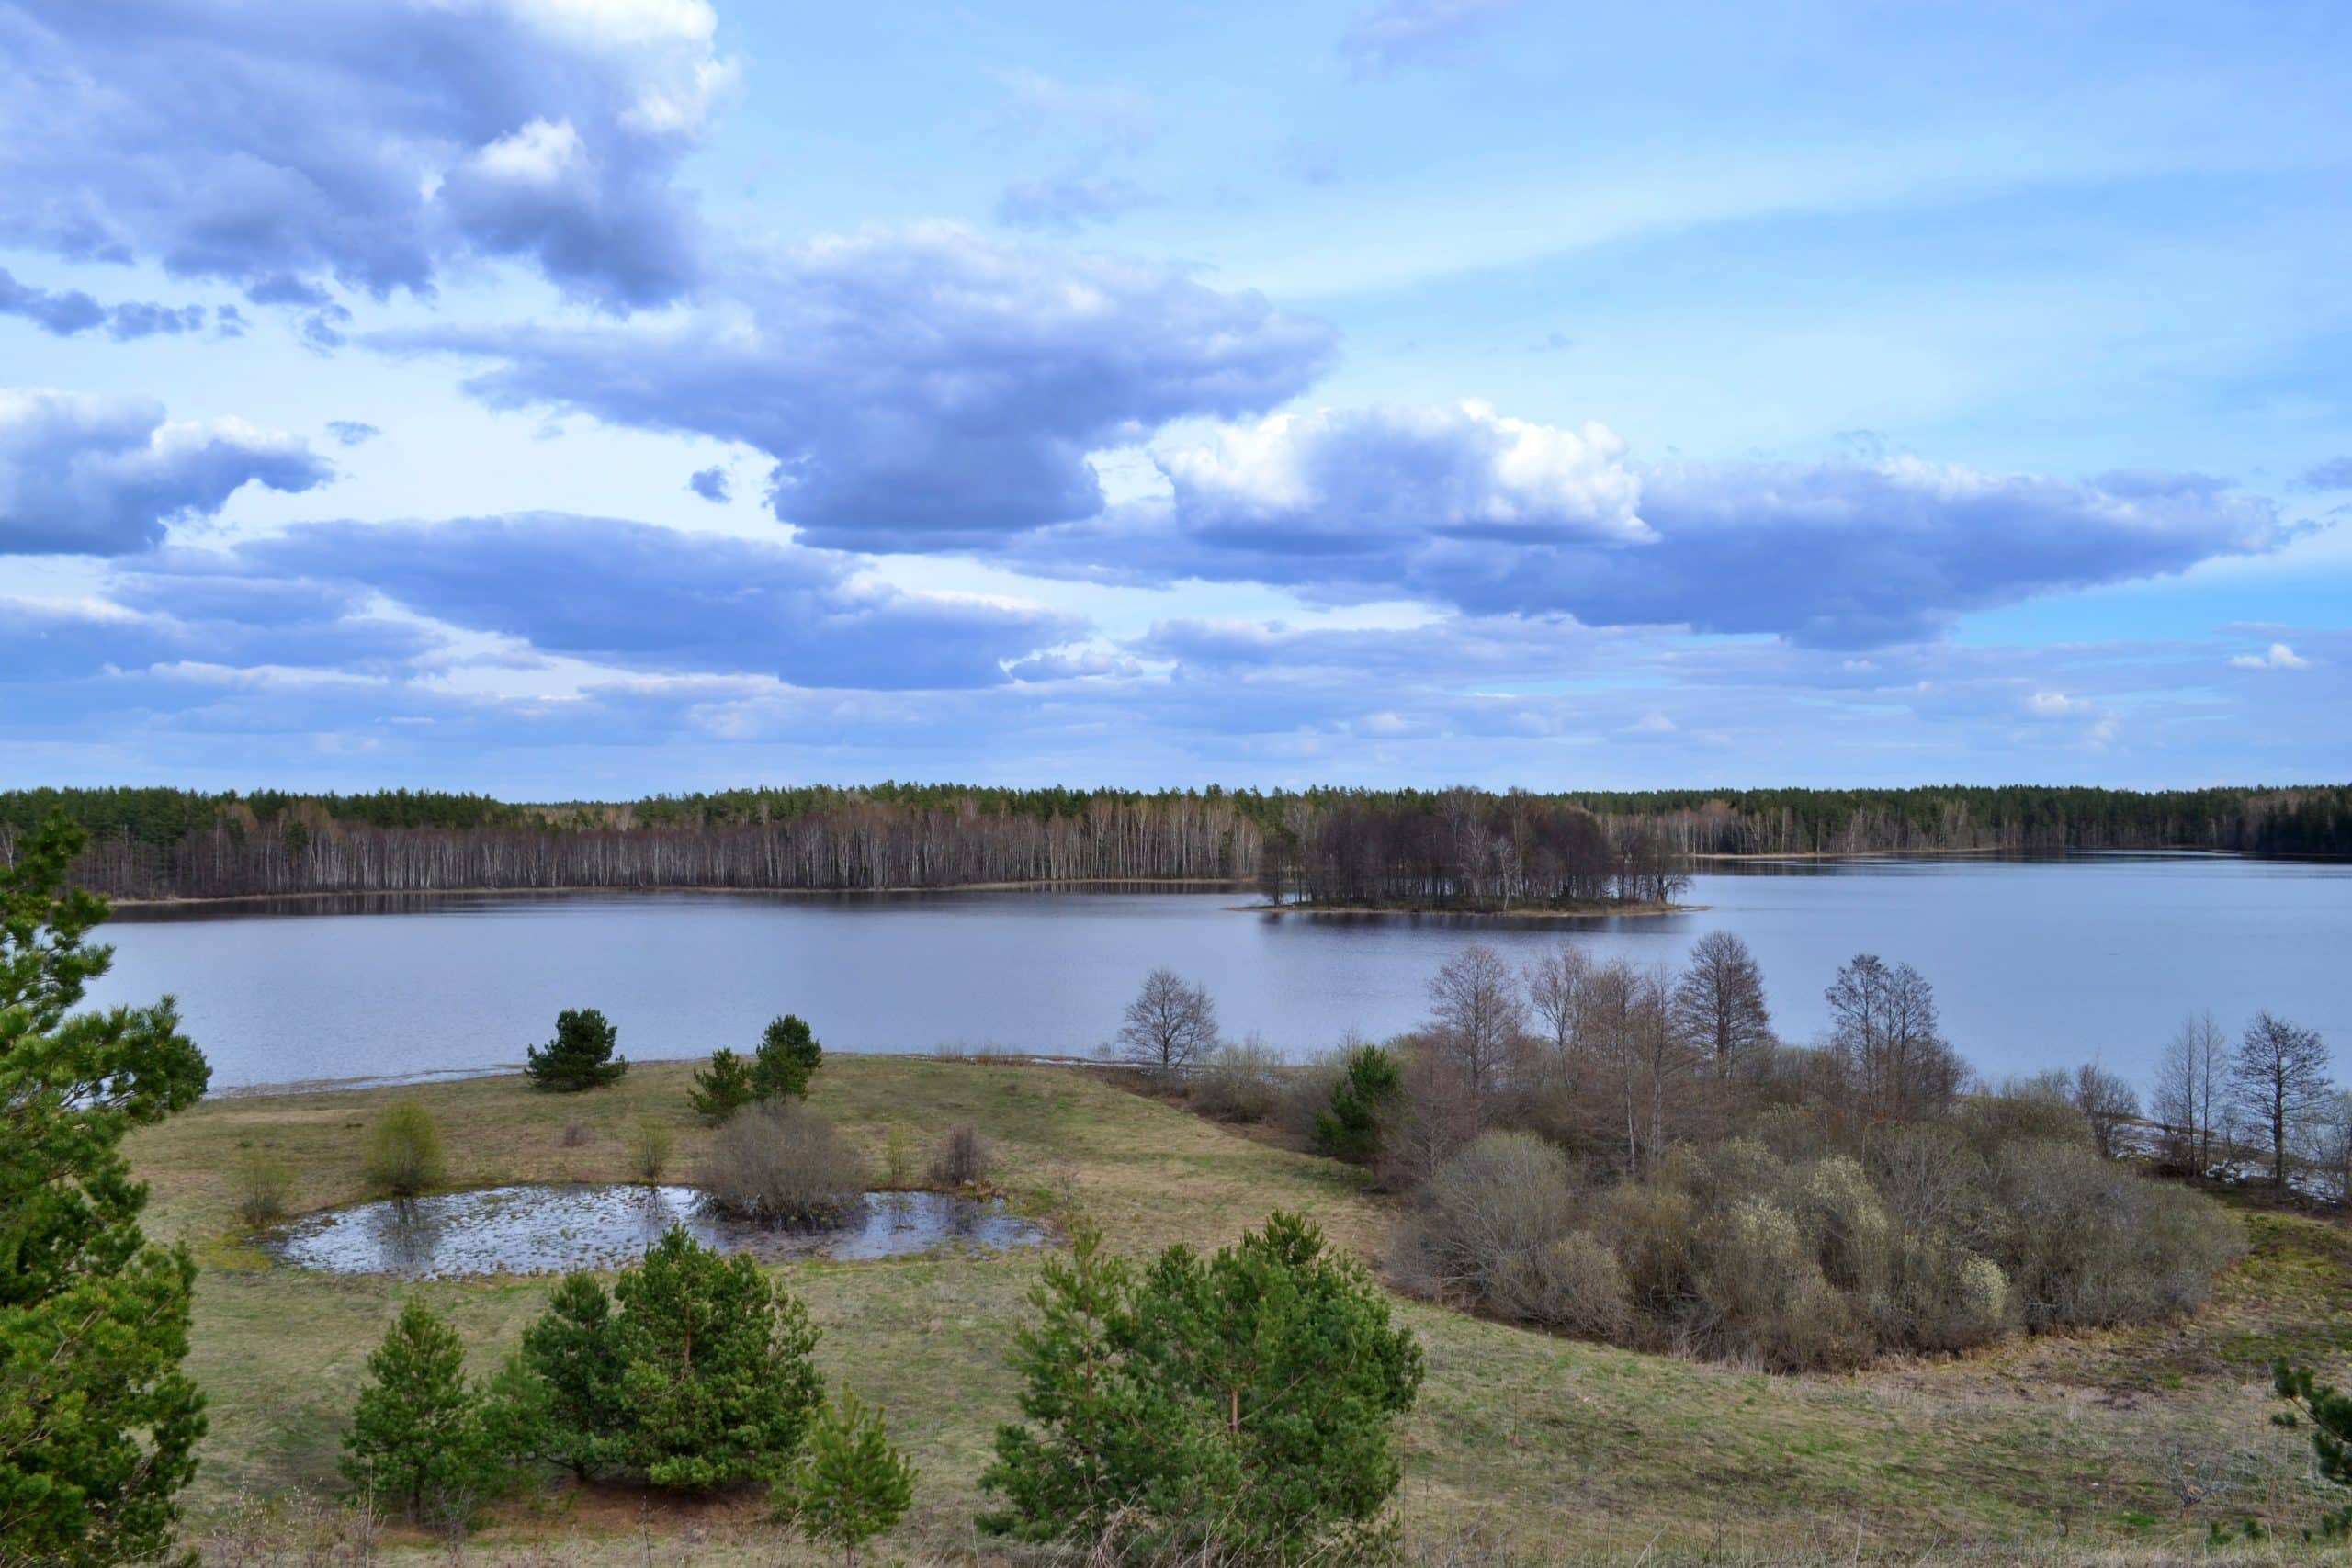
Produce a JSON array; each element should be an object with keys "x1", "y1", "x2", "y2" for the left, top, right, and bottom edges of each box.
[{"x1": 3, "y1": 0, "x2": 2346, "y2": 795}]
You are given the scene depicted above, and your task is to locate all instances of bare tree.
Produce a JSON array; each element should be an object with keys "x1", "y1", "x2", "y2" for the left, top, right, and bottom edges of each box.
[
  {"x1": 2231, "y1": 1011, "x2": 2333, "y2": 1190},
  {"x1": 1425, "y1": 944, "x2": 1529, "y2": 1127},
  {"x1": 2150, "y1": 1011, "x2": 2227, "y2": 1174},
  {"x1": 1115, "y1": 968, "x2": 1219, "y2": 1077},
  {"x1": 1526, "y1": 945, "x2": 1592, "y2": 1057},
  {"x1": 2072, "y1": 1061, "x2": 2141, "y2": 1159},
  {"x1": 1824, "y1": 954, "x2": 1962, "y2": 1123},
  {"x1": 1669, "y1": 931, "x2": 1775, "y2": 1072}
]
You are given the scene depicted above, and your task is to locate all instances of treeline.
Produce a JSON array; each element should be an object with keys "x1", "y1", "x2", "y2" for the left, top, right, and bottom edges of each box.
[
  {"x1": 1254, "y1": 793, "x2": 1688, "y2": 908},
  {"x1": 3, "y1": 780, "x2": 2344, "y2": 901}
]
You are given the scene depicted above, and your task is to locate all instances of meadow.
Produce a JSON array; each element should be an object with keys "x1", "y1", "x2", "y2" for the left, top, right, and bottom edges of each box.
[{"x1": 137, "y1": 1055, "x2": 2352, "y2": 1565}]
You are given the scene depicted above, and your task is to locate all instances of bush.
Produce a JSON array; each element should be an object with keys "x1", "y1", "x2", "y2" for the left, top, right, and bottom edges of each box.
[
  {"x1": 1391, "y1": 1132, "x2": 1578, "y2": 1304},
  {"x1": 702, "y1": 1104, "x2": 865, "y2": 1226},
  {"x1": 231, "y1": 1147, "x2": 297, "y2": 1228},
  {"x1": 1274, "y1": 1049, "x2": 1350, "y2": 1139},
  {"x1": 629, "y1": 1119, "x2": 674, "y2": 1184},
  {"x1": 1987, "y1": 1137, "x2": 2244, "y2": 1329},
  {"x1": 689, "y1": 1048, "x2": 754, "y2": 1122},
  {"x1": 1693, "y1": 1197, "x2": 1860, "y2": 1371},
  {"x1": 927, "y1": 1123, "x2": 993, "y2": 1190},
  {"x1": 525, "y1": 1008, "x2": 628, "y2": 1092},
  {"x1": 363, "y1": 1101, "x2": 444, "y2": 1198},
  {"x1": 1189, "y1": 1038, "x2": 1283, "y2": 1122}
]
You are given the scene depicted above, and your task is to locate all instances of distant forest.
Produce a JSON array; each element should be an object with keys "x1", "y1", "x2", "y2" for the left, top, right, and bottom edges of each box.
[{"x1": 0, "y1": 782, "x2": 2345, "y2": 903}]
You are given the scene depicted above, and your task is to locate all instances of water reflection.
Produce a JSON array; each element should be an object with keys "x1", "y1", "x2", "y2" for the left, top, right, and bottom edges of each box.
[{"x1": 266, "y1": 1184, "x2": 1046, "y2": 1280}]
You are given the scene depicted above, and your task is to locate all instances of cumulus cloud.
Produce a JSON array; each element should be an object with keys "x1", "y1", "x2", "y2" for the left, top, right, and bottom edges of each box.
[
  {"x1": 393, "y1": 225, "x2": 1334, "y2": 551},
  {"x1": 203, "y1": 513, "x2": 1084, "y2": 688},
  {"x1": 686, "y1": 465, "x2": 730, "y2": 502},
  {"x1": 2231, "y1": 641, "x2": 2311, "y2": 671},
  {"x1": 0, "y1": 265, "x2": 207, "y2": 339},
  {"x1": 326, "y1": 420, "x2": 380, "y2": 446},
  {"x1": 1028, "y1": 421, "x2": 2290, "y2": 649},
  {"x1": 0, "y1": 0, "x2": 732, "y2": 308},
  {"x1": 0, "y1": 389, "x2": 333, "y2": 554},
  {"x1": 1339, "y1": 0, "x2": 1521, "y2": 73}
]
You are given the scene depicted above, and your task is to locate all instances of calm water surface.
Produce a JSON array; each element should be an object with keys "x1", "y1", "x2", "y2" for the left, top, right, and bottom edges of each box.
[{"x1": 89, "y1": 854, "x2": 2349, "y2": 1091}]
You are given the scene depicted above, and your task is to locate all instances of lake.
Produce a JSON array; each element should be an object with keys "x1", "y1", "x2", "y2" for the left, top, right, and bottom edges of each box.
[{"x1": 87, "y1": 852, "x2": 2349, "y2": 1093}]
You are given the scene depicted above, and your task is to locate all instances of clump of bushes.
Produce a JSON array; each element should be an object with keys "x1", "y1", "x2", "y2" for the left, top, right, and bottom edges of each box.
[
  {"x1": 1187, "y1": 1038, "x2": 1283, "y2": 1122},
  {"x1": 927, "y1": 1123, "x2": 994, "y2": 1190},
  {"x1": 525, "y1": 1008, "x2": 628, "y2": 1092},
  {"x1": 231, "y1": 1147, "x2": 298, "y2": 1228},
  {"x1": 702, "y1": 1103, "x2": 865, "y2": 1227},
  {"x1": 363, "y1": 1101, "x2": 444, "y2": 1198},
  {"x1": 1393, "y1": 1121, "x2": 2243, "y2": 1371}
]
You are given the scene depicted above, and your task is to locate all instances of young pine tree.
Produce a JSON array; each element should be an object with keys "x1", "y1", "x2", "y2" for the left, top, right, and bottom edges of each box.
[
  {"x1": 781, "y1": 1388, "x2": 918, "y2": 1568},
  {"x1": 525, "y1": 1007, "x2": 628, "y2": 1092},
  {"x1": 751, "y1": 1014, "x2": 823, "y2": 1102},
  {"x1": 340, "y1": 1301, "x2": 500, "y2": 1528},
  {"x1": 1314, "y1": 1043, "x2": 1401, "y2": 1161},
  {"x1": 0, "y1": 815, "x2": 211, "y2": 1568},
  {"x1": 607, "y1": 1226, "x2": 825, "y2": 1489},
  {"x1": 689, "y1": 1046, "x2": 756, "y2": 1121},
  {"x1": 978, "y1": 1218, "x2": 1167, "y2": 1542},
  {"x1": 513, "y1": 1270, "x2": 625, "y2": 1480}
]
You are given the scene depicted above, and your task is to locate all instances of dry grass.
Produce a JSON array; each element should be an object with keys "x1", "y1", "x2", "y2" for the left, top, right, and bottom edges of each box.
[{"x1": 130, "y1": 1055, "x2": 2352, "y2": 1565}]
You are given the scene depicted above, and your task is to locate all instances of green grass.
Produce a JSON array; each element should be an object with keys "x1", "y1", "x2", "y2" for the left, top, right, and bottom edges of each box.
[{"x1": 131, "y1": 1057, "x2": 2352, "y2": 1564}]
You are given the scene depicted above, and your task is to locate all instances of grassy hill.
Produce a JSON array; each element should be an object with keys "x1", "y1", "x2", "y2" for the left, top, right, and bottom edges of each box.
[{"x1": 132, "y1": 1057, "x2": 2352, "y2": 1564}]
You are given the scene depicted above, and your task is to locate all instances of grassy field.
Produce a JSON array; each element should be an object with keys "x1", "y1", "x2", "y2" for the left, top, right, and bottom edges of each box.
[{"x1": 131, "y1": 1055, "x2": 2352, "y2": 1565}]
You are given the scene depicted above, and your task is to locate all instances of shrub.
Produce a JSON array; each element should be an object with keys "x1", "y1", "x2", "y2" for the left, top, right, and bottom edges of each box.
[
  {"x1": 1314, "y1": 1041, "x2": 1401, "y2": 1161},
  {"x1": 927, "y1": 1122, "x2": 993, "y2": 1190},
  {"x1": 1390, "y1": 1132, "x2": 1580, "y2": 1311},
  {"x1": 560, "y1": 1117, "x2": 591, "y2": 1148},
  {"x1": 1694, "y1": 1197, "x2": 1860, "y2": 1371},
  {"x1": 629, "y1": 1119, "x2": 674, "y2": 1184},
  {"x1": 1500, "y1": 1232, "x2": 1631, "y2": 1339},
  {"x1": 1274, "y1": 1048, "x2": 1350, "y2": 1139},
  {"x1": 1189, "y1": 1038, "x2": 1283, "y2": 1123},
  {"x1": 525, "y1": 1008, "x2": 628, "y2": 1092},
  {"x1": 779, "y1": 1388, "x2": 916, "y2": 1567},
  {"x1": 1988, "y1": 1137, "x2": 2243, "y2": 1329},
  {"x1": 363, "y1": 1101, "x2": 444, "y2": 1198},
  {"x1": 1798, "y1": 1156, "x2": 1893, "y2": 1295},
  {"x1": 703, "y1": 1103, "x2": 865, "y2": 1226},
  {"x1": 340, "y1": 1302, "x2": 504, "y2": 1529},
  {"x1": 689, "y1": 1047, "x2": 754, "y2": 1122},
  {"x1": 882, "y1": 1124, "x2": 914, "y2": 1188},
  {"x1": 1598, "y1": 1181, "x2": 1698, "y2": 1322},
  {"x1": 231, "y1": 1147, "x2": 297, "y2": 1228},
  {"x1": 752, "y1": 1014, "x2": 823, "y2": 1102}
]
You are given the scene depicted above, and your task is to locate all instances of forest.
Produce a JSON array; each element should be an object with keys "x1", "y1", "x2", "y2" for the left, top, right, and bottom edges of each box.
[{"x1": 0, "y1": 780, "x2": 2344, "y2": 901}]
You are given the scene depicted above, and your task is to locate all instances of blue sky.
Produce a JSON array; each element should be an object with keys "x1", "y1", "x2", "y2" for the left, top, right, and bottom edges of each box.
[{"x1": 1, "y1": 0, "x2": 2346, "y2": 794}]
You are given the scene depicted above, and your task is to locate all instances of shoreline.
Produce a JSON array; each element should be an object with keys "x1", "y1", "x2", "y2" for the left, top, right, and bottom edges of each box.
[
  {"x1": 1233, "y1": 899, "x2": 1698, "y2": 920},
  {"x1": 107, "y1": 876, "x2": 1250, "y2": 909}
]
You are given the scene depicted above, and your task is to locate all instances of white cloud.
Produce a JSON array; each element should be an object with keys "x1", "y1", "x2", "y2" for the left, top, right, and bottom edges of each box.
[{"x1": 2230, "y1": 642, "x2": 2312, "y2": 671}]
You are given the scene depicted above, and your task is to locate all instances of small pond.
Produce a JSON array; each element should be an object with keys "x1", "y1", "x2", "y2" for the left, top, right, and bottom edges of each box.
[{"x1": 264, "y1": 1184, "x2": 1048, "y2": 1280}]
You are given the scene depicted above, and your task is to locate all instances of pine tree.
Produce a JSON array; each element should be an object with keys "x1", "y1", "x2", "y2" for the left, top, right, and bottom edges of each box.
[
  {"x1": 978, "y1": 1218, "x2": 1156, "y2": 1541},
  {"x1": 0, "y1": 815, "x2": 210, "y2": 1567},
  {"x1": 340, "y1": 1302, "x2": 499, "y2": 1528},
  {"x1": 606, "y1": 1227, "x2": 824, "y2": 1489},
  {"x1": 525, "y1": 1007, "x2": 628, "y2": 1091},
  {"x1": 2278, "y1": 1358, "x2": 2352, "y2": 1538},
  {"x1": 1314, "y1": 1043, "x2": 1400, "y2": 1161},
  {"x1": 980, "y1": 1211, "x2": 1423, "y2": 1561},
  {"x1": 689, "y1": 1046, "x2": 755, "y2": 1121},
  {"x1": 513, "y1": 1271, "x2": 623, "y2": 1479},
  {"x1": 782, "y1": 1388, "x2": 917, "y2": 1567},
  {"x1": 751, "y1": 1013, "x2": 823, "y2": 1102}
]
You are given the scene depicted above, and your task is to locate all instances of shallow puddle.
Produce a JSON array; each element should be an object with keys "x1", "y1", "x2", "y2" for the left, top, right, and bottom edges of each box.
[{"x1": 264, "y1": 1185, "x2": 1047, "y2": 1279}]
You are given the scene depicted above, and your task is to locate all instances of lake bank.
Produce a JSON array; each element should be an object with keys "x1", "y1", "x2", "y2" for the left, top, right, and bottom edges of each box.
[{"x1": 1233, "y1": 897, "x2": 1694, "y2": 919}]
